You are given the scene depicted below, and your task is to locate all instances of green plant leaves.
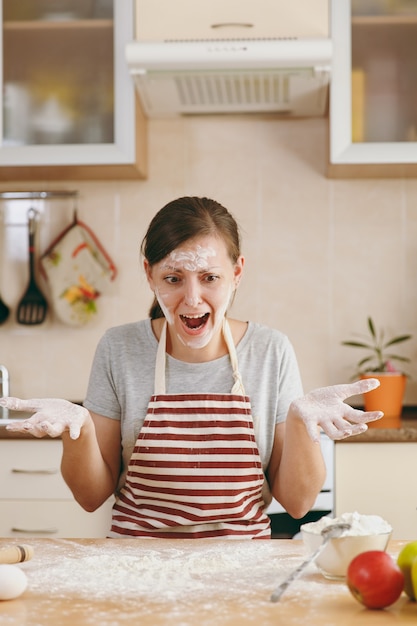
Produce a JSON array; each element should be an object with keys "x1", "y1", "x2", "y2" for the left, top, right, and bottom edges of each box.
[{"x1": 341, "y1": 316, "x2": 412, "y2": 375}]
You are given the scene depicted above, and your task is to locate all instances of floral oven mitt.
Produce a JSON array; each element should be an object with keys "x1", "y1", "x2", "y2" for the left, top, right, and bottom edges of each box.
[{"x1": 40, "y1": 220, "x2": 116, "y2": 326}]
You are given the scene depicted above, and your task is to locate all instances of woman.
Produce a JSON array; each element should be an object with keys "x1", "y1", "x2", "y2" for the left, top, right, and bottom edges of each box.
[{"x1": 2, "y1": 197, "x2": 382, "y2": 539}]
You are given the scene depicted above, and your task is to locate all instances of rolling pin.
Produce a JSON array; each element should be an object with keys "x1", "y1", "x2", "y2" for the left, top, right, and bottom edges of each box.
[{"x1": 0, "y1": 544, "x2": 34, "y2": 564}]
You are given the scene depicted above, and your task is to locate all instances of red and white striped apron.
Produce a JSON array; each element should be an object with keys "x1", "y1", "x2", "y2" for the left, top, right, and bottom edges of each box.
[{"x1": 110, "y1": 320, "x2": 271, "y2": 539}]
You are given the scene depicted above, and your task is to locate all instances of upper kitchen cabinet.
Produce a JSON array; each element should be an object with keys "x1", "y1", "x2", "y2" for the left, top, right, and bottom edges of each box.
[
  {"x1": 134, "y1": 0, "x2": 329, "y2": 40},
  {"x1": 329, "y1": 0, "x2": 417, "y2": 177},
  {"x1": 0, "y1": 0, "x2": 147, "y2": 181}
]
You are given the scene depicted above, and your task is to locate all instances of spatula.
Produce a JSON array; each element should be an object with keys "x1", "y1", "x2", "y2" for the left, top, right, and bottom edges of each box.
[
  {"x1": 270, "y1": 522, "x2": 351, "y2": 602},
  {"x1": 16, "y1": 209, "x2": 48, "y2": 325},
  {"x1": 0, "y1": 290, "x2": 10, "y2": 325}
]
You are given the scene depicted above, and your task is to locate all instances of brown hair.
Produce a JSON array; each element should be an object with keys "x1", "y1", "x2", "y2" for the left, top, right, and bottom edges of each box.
[{"x1": 141, "y1": 196, "x2": 241, "y2": 319}]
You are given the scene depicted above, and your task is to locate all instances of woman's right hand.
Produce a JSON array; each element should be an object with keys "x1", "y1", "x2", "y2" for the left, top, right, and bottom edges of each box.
[{"x1": 0, "y1": 397, "x2": 90, "y2": 439}]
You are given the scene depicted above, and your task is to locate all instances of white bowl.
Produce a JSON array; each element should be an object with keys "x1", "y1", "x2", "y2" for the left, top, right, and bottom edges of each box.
[{"x1": 301, "y1": 527, "x2": 392, "y2": 579}]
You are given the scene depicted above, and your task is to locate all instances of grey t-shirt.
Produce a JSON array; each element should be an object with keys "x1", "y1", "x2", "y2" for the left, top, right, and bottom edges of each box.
[{"x1": 84, "y1": 319, "x2": 303, "y2": 494}]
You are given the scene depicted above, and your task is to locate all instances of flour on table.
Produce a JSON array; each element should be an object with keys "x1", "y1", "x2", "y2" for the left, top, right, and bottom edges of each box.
[{"x1": 22, "y1": 540, "x2": 340, "y2": 607}]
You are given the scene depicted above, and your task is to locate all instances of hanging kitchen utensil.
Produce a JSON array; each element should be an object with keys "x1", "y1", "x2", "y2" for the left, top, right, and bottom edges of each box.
[
  {"x1": 40, "y1": 209, "x2": 116, "y2": 326},
  {"x1": 0, "y1": 290, "x2": 10, "y2": 325},
  {"x1": 16, "y1": 208, "x2": 48, "y2": 325},
  {"x1": 0, "y1": 222, "x2": 10, "y2": 324}
]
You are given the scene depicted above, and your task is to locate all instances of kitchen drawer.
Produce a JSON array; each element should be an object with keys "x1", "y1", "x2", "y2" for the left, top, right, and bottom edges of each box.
[
  {"x1": 0, "y1": 440, "x2": 72, "y2": 499},
  {"x1": 0, "y1": 499, "x2": 114, "y2": 538}
]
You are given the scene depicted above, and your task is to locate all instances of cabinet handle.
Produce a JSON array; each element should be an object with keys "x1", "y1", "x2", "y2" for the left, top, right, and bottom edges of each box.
[
  {"x1": 211, "y1": 22, "x2": 254, "y2": 29},
  {"x1": 11, "y1": 527, "x2": 59, "y2": 535},
  {"x1": 11, "y1": 468, "x2": 58, "y2": 475}
]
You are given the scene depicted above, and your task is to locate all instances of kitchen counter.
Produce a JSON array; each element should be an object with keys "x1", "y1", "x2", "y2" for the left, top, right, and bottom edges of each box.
[
  {"x1": 0, "y1": 538, "x2": 415, "y2": 625},
  {"x1": 337, "y1": 408, "x2": 417, "y2": 443},
  {"x1": 0, "y1": 426, "x2": 50, "y2": 440},
  {"x1": 2, "y1": 407, "x2": 417, "y2": 443}
]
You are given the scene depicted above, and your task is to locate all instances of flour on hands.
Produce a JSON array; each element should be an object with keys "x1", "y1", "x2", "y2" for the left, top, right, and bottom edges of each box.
[
  {"x1": 291, "y1": 378, "x2": 383, "y2": 442},
  {"x1": 1, "y1": 397, "x2": 89, "y2": 439}
]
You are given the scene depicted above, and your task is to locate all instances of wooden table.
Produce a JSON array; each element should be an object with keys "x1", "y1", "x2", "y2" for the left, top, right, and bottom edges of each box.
[{"x1": 0, "y1": 539, "x2": 415, "y2": 625}]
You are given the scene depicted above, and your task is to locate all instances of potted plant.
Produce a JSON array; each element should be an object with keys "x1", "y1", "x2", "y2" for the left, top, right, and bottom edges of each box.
[{"x1": 341, "y1": 317, "x2": 412, "y2": 428}]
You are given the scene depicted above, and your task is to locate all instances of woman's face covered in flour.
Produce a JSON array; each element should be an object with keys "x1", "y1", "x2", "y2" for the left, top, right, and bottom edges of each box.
[{"x1": 145, "y1": 235, "x2": 244, "y2": 350}]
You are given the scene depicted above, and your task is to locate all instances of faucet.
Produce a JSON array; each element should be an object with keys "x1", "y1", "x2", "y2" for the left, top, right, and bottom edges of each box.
[
  {"x1": 0, "y1": 365, "x2": 9, "y2": 397},
  {"x1": 0, "y1": 365, "x2": 9, "y2": 418}
]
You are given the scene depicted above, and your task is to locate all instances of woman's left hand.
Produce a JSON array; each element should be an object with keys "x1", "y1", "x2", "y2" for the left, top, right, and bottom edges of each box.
[{"x1": 290, "y1": 378, "x2": 383, "y2": 442}]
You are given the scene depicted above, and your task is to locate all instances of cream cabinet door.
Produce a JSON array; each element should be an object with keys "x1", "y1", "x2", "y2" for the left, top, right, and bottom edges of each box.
[
  {"x1": 335, "y1": 442, "x2": 417, "y2": 540},
  {"x1": 0, "y1": 440, "x2": 114, "y2": 538},
  {"x1": 0, "y1": 440, "x2": 72, "y2": 499},
  {"x1": 0, "y1": 500, "x2": 114, "y2": 538},
  {"x1": 135, "y1": 0, "x2": 329, "y2": 41}
]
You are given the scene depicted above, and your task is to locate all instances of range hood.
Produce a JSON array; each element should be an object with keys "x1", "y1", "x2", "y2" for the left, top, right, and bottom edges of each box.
[{"x1": 126, "y1": 38, "x2": 333, "y2": 118}]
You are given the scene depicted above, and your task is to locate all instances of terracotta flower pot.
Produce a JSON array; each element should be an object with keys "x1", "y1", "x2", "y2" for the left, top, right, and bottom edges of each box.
[{"x1": 360, "y1": 373, "x2": 406, "y2": 429}]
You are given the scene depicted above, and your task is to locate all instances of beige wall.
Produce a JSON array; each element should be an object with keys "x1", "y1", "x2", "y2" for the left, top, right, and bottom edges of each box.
[{"x1": 1, "y1": 115, "x2": 417, "y2": 405}]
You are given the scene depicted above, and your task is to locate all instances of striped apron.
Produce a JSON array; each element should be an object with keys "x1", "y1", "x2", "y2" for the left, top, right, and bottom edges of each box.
[{"x1": 110, "y1": 320, "x2": 271, "y2": 539}]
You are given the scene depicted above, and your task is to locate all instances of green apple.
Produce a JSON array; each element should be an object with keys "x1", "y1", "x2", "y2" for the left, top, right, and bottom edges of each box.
[
  {"x1": 412, "y1": 557, "x2": 417, "y2": 601},
  {"x1": 397, "y1": 540, "x2": 417, "y2": 600}
]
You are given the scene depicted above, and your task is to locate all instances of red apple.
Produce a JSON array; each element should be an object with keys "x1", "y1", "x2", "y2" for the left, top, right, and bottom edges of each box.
[{"x1": 346, "y1": 550, "x2": 404, "y2": 609}]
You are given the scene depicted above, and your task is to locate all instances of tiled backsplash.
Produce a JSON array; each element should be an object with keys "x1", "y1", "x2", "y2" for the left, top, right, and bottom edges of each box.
[{"x1": 1, "y1": 116, "x2": 416, "y2": 404}]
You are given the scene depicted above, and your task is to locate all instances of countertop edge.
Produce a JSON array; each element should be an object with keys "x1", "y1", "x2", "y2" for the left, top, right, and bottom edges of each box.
[
  {"x1": 2, "y1": 408, "x2": 417, "y2": 443},
  {"x1": 336, "y1": 406, "x2": 417, "y2": 443}
]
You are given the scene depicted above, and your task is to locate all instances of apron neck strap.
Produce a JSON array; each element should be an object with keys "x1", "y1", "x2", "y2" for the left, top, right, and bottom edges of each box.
[
  {"x1": 154, "y1": 319, "x2": 246, "y2": 395},
  {"x1": 154, "y1": 321, "x2": 167, "y2": 395},
  {"x1": 222, "y1": 318, "x2": 246, "y2": 395}
]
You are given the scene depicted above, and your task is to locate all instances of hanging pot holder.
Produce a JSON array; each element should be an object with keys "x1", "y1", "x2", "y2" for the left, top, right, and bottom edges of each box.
[{"x1": 40, "y1": 215, "x2": 117, "y2": 326}]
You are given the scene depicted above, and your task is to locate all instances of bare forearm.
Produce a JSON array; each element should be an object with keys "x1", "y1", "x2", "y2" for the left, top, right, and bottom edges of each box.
[
  {"x1": 269, "y1": 412, "x2": 326, "y2": 519},
  {"x1": 61, "y1": 418, "x2": 116, "y2": 512}
]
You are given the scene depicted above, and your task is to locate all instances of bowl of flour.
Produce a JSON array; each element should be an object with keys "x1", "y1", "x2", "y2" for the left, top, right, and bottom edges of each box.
[{"x1": 301, "y1": 511, "x2": 392, "y2": 580}]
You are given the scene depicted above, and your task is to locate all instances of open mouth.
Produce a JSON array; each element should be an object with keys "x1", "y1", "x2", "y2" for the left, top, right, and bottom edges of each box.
[{"x1": 180, "y1": 313, "x2": 209, "y2": 331}]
